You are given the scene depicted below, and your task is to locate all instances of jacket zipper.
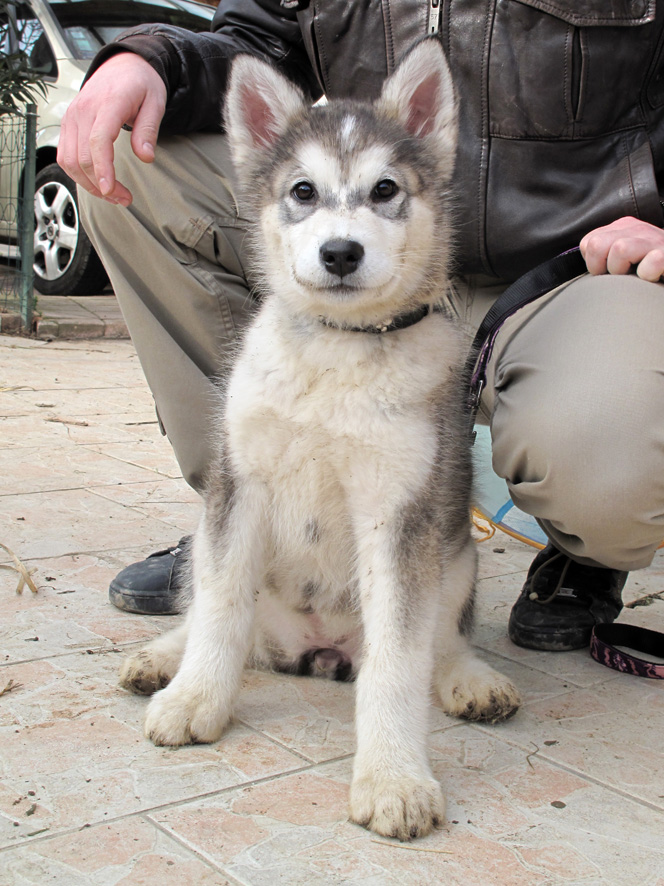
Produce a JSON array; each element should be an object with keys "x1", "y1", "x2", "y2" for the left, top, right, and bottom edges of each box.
[{"x1": 427, "y1": 0, "x2": 441, "y2": 35}]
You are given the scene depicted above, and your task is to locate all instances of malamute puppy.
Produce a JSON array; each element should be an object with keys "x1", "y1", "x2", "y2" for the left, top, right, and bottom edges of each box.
[{"x1": 120, "y1": 40, "x2": 520, "y2": 840}]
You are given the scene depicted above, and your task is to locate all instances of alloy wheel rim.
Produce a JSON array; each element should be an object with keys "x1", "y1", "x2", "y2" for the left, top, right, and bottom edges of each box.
[{"x1": 33, "y1": 181, "x2": 79, "y2": 280}]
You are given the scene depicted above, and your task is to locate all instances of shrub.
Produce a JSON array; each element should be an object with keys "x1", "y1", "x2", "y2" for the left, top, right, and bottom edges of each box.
[{"x1": 0, "y1": 1, "x2": 47, "y2": 114}]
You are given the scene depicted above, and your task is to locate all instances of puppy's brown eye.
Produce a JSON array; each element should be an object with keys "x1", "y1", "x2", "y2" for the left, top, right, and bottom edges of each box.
[
  {"x1": 372, "y1": 179, "x2": 398, "y2": 200},
  {"x1": 292, "y1": 181, "x2": 316, "y2": 202}
]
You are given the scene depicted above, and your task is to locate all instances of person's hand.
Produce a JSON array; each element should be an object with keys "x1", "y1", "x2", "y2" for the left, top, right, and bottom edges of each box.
[
  {"x1": 57, "y1": 53, "x2": 167, "y2": 206},
  {"x1": 580, "y1": 216, "x2": 664, "y2": 281}
]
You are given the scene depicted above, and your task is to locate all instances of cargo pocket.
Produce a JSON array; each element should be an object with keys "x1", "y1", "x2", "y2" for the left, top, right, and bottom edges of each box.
[{"x1": 180, "y1": 211, "x2": 256, "y2": 344}]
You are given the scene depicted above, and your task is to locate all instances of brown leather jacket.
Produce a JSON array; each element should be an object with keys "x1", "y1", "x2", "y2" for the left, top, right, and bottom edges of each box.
[{"x1": 88, "y1": 0, "x2": 664, "y2": 281}]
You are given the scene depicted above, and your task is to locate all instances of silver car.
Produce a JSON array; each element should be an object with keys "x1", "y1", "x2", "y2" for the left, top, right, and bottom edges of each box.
[{"x1": 0, "y1": 0, "x2": 215, "y2": 294}]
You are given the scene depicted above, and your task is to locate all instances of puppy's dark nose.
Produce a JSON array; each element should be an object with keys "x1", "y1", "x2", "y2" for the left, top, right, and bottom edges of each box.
[{"x1": 319, "y1": 239, "x2": 365, "y2": 278}]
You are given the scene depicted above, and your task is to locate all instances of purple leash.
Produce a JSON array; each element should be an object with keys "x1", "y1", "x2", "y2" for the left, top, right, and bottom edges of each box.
[{"x1": 590, "y1": 623, "x2": 664, "y2": 679}]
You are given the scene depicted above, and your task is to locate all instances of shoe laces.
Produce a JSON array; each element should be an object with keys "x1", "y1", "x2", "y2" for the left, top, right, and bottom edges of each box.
[{"x1": 527, "y1": 551, "x2": 573, "y2": 605}]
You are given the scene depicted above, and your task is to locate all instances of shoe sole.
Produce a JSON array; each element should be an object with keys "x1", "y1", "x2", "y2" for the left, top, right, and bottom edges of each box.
[
  {"x1": 508, "y1": 621, "x2": 592, "y2": 652},
  {"x1": 109, "y1": 583, "x2": 180, "y2": 616}
]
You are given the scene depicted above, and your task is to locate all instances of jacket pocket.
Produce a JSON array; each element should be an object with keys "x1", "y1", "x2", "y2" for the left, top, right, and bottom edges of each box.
[
  {"x1": 513, "y1": 0, "x2": 654, "y2": 27},
  {"x1": 482, "y1": 130, "x2": 664, "y2": 281},
  {"x1": 488, "y1": 0, "x2": 658, "y2": 139}
]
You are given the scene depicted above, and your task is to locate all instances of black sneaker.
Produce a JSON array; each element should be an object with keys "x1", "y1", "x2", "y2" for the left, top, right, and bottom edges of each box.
[
  {"x1": 508, "y1": 543, "x2": 627, "y2": 651},
  {"x1": 109, "y1": 537, "x2": 191, "y2": 615}
]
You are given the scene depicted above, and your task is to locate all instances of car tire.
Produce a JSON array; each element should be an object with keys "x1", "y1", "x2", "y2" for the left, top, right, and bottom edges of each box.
[{"x1": 32, "y1": 163, "x2": 109, "y2": 295}]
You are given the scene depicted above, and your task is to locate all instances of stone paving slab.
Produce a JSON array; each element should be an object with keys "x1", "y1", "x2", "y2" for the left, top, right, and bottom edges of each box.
[{"x1": 0, "y1": 333, "x2": 663, "y2": 885}]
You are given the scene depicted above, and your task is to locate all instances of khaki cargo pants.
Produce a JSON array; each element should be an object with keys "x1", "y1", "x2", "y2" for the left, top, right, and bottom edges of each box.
[{"x1": 81, "y1": 131, "x2": 664, "y2": 572}]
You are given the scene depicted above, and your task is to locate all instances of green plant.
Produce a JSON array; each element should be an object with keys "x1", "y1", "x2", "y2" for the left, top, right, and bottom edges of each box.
[{"x1": 0, "y1": 1, "x2": 47, "y2": 114}]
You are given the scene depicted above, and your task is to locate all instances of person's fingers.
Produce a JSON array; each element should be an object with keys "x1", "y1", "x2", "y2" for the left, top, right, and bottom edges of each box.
[
  {"x1": 59, "y1": 94, "x2": 132, "y2": 203},
  {"x1": 636, "y1": 248, "x2": 664, "y2": 283},
  {"x1": 58, "y1": 112, "x2": 104, "y2": 198},
  {"x1": 605, "y1": 237, "x2": 652, "y2": 276},
  {"x1": 580, "y1": 218, "x2": 664, "y2": 278},
  {"x1": 579, "y1": 229, "x2": 609, "y2": 275},
  {"x1": 87, "y1": 100, "x2": 131, "y2": 198},
  {"x1": 129, "y1": 89, "x2": 166, "y2": 163}
]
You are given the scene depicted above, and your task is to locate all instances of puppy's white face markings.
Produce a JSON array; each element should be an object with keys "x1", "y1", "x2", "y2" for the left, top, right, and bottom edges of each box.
[
  {"x1": 340, "y1": 114, "x2": 357, "y2": 151},
  {"x1": 291, "y1": 142, "x2": 344, "y2": 202},
  {"x1": 265, "y1": 141, "x2": 434, "y2": 309}
]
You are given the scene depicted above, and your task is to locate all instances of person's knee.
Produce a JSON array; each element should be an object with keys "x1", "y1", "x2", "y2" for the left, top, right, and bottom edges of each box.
[
  {"x1": 540, "y1": 470, "x2": 662, "y2": 571},
  {"x1": 494, "y1": 393, "x2": 664, "y2": 570},
  {"x1": 489, "y1": 275, "x2": 664, "y2": 570}
]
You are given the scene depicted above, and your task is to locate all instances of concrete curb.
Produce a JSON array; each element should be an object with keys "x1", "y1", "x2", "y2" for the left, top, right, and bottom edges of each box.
[
  {"x1": 0, "y1": 293, "x2": 129, "y2": 340},
  {"x1": 34, "y1": 315, "x2": 129, "y2": 340}
]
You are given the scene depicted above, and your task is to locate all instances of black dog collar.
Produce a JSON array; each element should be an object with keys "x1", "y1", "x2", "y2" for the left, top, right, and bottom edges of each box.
[{"x1": 320, "y1": 303, "x2": 442, "y2": 335}]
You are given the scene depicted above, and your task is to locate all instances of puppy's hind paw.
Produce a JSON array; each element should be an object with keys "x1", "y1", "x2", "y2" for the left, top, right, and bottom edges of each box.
[
  {"x1": 437, "y1": 656, "x2": 521, "y2": 724},
  {"x1": 349, "y1": 774, "x2": 445, "y2": 841},
  {"x1": 119, "y1": 649, "x2": 175, "y2": 696}
]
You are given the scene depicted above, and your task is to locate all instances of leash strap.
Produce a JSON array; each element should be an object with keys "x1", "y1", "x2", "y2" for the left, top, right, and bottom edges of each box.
[
  {"x1": 467, "y1": 247, "x2": 588, "y2": 425},
  {"x1": 590, "y1": 623, "x2": 664, "y2": 678}
]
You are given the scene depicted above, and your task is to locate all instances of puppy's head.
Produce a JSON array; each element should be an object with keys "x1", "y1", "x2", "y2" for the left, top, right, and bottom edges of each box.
[{"x1": 224, "y1": 40, "x2": 457, "y2": 327}]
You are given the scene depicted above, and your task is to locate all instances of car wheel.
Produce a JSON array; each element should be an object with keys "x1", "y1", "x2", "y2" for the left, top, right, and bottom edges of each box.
[{"x1": 32, "y1": 163, "x2": 109, "y2": 295}]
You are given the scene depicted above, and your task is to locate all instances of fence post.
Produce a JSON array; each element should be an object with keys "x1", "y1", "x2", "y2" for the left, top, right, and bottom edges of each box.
[{"x1": 18, "y1": 103, "x2": 37, "y2": 330}]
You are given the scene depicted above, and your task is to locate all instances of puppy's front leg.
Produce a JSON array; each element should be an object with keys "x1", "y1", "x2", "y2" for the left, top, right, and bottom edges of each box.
[
  {"x1": 144, "y1": 482, "x2": 267, "y2": 746},
  {"x1": 349, "y1": 511, "x2": 445, "y2": 840}
]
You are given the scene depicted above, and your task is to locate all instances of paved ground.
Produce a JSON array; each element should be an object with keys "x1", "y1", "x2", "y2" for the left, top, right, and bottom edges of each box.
[{"x1": 1, "y1": 332, "x2": 663, "y2": 885}]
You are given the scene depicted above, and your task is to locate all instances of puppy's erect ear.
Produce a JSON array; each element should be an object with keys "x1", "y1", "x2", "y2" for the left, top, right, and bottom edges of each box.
[
  {"x1": 224, "y1": 55, "x2": 306, "y2": 169},
  {"x1": 377, "y1": 39, "x2": 457, "y2": 179}
]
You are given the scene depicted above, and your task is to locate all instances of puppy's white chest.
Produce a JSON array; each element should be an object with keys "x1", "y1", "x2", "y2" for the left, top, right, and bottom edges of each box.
[{"x1": 226, "y1": 308, "x2": 448, "y2": 491}]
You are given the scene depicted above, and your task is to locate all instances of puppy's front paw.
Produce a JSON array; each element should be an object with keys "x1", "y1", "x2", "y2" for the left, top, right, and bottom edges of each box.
[
  {"x1": 437, "y1": 656, "x2": 521, "y2": 723},
  {"x1": 349, "y1": 773, "x2": 445, "y2": 840},
  {"x1": 143, "y1": 679, "x2": 230, "y2": 746}
]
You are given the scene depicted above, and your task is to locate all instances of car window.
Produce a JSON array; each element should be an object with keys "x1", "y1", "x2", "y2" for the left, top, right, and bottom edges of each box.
[
  {"x1": 0, "y1": 3, "x2": 58, "y2": 78},
  {"x1": 47, "y1": 0, "x2": 215, "y2": 59}
]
